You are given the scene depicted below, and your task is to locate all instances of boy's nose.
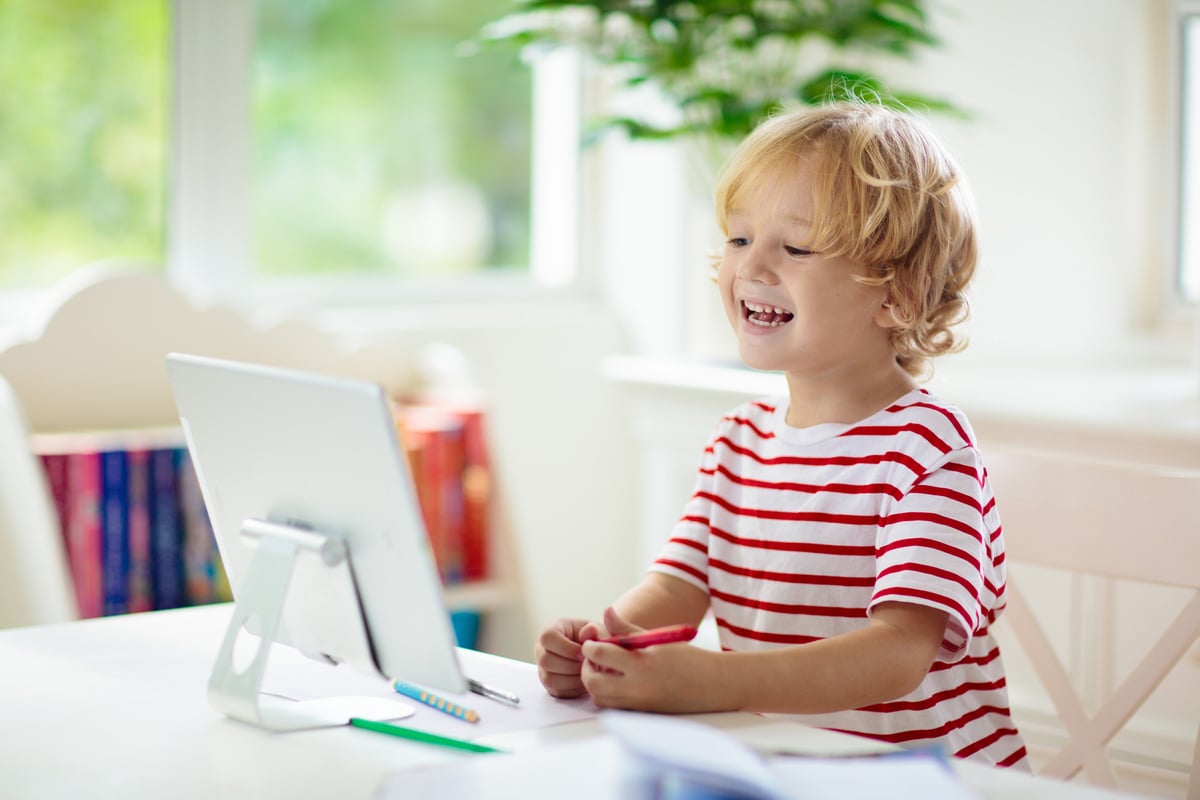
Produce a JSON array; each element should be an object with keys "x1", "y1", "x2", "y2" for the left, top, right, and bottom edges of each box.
[{"x1": 736, "y1": 248, "x2": 777, "y2": 283}]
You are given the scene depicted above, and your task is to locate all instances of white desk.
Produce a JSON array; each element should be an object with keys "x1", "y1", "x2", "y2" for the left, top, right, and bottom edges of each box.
[{"x1": 0, "y1": 605, "x2": 1141, "y2": 800}]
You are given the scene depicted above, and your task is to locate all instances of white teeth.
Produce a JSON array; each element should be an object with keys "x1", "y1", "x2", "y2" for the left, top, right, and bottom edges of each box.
[{"x1": 744, "y1": 301, "x2": 789, "y2": 315}]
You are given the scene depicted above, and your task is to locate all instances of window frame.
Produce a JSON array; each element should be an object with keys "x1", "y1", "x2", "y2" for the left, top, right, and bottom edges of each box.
[
  {"x1": 168, "y1": 0, "x2": 585, "y2": 310},
  {"x1": 1176, "y1": 0, "x2": 1200, "y2": 304}
]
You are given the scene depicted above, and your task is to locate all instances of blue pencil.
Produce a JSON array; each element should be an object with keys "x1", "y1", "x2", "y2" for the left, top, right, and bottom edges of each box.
[{"x1": 393, "y1": 680, "x2": 480, "y2": 723}]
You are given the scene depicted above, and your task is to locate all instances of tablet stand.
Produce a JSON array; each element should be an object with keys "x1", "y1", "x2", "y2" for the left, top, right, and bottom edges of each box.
[{"x1": 207, "y1": 518, "x2": 407, "y2": 731}]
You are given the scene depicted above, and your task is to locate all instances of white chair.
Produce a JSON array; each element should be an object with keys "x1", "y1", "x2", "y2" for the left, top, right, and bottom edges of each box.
[
  {"x1": 0, "y1": 374, "x2": 77, "y2": 627},
  {"x1": 985, "y1": 445, "x2": 1200, "y2": 798}
]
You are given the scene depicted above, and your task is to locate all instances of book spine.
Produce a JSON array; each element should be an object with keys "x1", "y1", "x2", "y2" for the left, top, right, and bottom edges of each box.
[
  {"x1": 177, "y1": 449, "x2": 216, "y2": 604},
  {"x1": 125, "y1": 448, "x2": 153, "y2": 613},
  {"x1": 438, "y1": 421, "x2": 466, "y2": 584},
  {"x1": 149, "y1": 447, "x2": 184, "y2": 610},
  {"x1": 456, "y1": 409, "x2": 491, "y2": 582},
  {"x1": 66, "y1": 451, "x2": 104, "y2": 618},
  {"x1": 100, "y1": 450, "x2": 129, "y2": 616},
  {"x1": 39, "y1": 453, "x2": 71, "y2": 545}
]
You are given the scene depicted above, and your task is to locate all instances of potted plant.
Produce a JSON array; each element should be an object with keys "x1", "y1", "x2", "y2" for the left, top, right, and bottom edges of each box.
[{"x1": 483, "y1": 0, "x2": 959, "y2": 144}]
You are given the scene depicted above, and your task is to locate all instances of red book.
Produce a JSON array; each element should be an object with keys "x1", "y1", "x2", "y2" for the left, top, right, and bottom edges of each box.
[
  {"x1": 405, "y1": 400, "x2": 492, "y2": 582},
  {"x1": 395, "y1": 406, "x2": 467, "y2": 584},
  {"x1": 39, "y1": 453, "x2": 70, "y2": 545},
  {"x1": 65, "y1": 451, "x2": 104, "y2": 618},
  {"x1": 454, "y1": 407, "x2": 491, "y2": 582}
]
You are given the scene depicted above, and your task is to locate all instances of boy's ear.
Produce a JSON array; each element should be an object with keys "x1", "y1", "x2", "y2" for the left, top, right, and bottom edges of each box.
[{"x1": 874, "y1": 296, "x2": 903, "y2": 329}]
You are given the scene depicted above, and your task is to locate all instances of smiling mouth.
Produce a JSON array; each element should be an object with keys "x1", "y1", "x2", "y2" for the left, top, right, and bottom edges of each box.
[{"x1": 742, "y1": 300, "x2": 795, "y2": 327}]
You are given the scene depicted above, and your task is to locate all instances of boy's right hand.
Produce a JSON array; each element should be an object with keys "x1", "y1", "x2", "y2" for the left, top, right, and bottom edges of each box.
[{"x1": 535, "y1": 617, "x2": 598, "y2": 698}]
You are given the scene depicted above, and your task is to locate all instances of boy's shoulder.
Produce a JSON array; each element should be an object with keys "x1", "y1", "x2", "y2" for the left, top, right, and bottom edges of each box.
[
  {"x1": 879, "y1": 388, "x2": 978, "y2": 452},
  {"x1": 717, "y1": 396, "x2": 783, "y2": 429}
]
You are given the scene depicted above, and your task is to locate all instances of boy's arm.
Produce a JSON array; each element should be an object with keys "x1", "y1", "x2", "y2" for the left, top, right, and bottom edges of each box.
[
  {"x1": 580, "y1": 601, "x2": 948, "y2": 714},
  {"x1": 612, "y1": 572, "x2": 710, "y2": 630}
]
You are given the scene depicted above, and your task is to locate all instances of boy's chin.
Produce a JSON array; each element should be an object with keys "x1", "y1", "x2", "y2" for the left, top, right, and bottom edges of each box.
[{"x1": 736, "y1": 346, "x2": 784, "y2": 374}]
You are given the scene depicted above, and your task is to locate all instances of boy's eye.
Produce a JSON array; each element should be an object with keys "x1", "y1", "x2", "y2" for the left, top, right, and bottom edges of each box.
[
  {"x1": 785, "y1": 245, "x2": 814, "y2": 257},
  {"x1": 726, "y1": 237, "x2": 749, "y2": 247}
]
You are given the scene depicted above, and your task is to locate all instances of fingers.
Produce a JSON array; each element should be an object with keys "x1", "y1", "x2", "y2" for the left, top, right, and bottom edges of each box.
[
  {"x1": 535, "y1": 617, "x2": 592, "y2": 698},
  {"x1": 538, "y1": 666, "x2": 587, "y2": 699},
  {"x1": 578, "y1": 620, "x2": 604, "y2": 642},
  {"x1": 601, "y1": 606, "x2": 641, "y2": 636}
]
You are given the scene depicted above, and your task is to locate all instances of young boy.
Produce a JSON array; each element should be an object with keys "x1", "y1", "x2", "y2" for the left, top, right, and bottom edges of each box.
[{"x1": 535, "y1": 101, "x2": 1028, "y2": 769}]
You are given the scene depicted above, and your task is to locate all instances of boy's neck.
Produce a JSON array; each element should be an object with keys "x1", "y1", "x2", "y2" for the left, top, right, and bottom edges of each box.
[{"x1": 782, "y1": 364, "x2": 919, "y2": 429}]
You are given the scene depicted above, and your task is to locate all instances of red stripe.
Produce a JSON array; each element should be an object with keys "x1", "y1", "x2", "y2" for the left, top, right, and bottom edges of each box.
[
  {"x1": 839, "y1": 422, "x2": 952, "y2": 454},
  {"x1": 711, "y1": 586, "x2": 867, "y2": 618},
  {"x1": 881, "y1": 510, "x2": 985, "y2": 543},
  {"x1": 929, "y1": 645, "x2": 1000, "y2": 672},
  {"x1": 876, "y1": 536, "x2": 983, "y2": 574},
  {"x1": 955, "y1": 726, "x2": 1022, "y2": 759},
  {"x1": 909, "y1": 483, "x2": 984, "y2": 514},
  {"x1": 716, "y1": 617, "x2": 822, "y2": 645},
  {"x1": 877, "y1": 561, "x2": 978, "y2": 598},
  {"x1": 711, "y1": 557, "x2": 874, "y2": 587},
  {"x1": 858, "y1": 678, "x2": 1008, "y2": 713},
  {"x1": 653, "y1": 558, "x2": 705, "y2": 583},
  {"x1": 944, "y1": 460, "x2": 982, "y2": 481},
  {"x1": 665, "y1": 536, "x2": 707, "y2": 555},
  {"x1": 705, "y1": 520, "x2": 875, "y2": 556},
  {"x1": 700, "y1": 490, "x2": 881, "y2": 526},
  {"x1": 711, "y1": 436, "x2": 926, "y2": 476},
  {"x1": 704, "y1": 463, "x2": 904, "y2": 500},
  {"x1": 830, "y1": 703, "x2": 1016, "y2": 745},
  {"x1": 889, "y1": 399, "x2": 973, "y2": 445},
  {"x1": 727, "y1": 415, "x2": 775, "y2": 440},
  {"x1": 871, "y1": 586, "x2": 970, "y2": 626},
  {"x1": 994, "y1": 745, "x2": 1029, "y2": 768}
]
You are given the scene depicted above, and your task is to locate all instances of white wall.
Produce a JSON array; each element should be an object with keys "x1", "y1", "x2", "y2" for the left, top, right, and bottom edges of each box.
[{"x1": 593, "y1": 0, "x2": 1193, "y2": 374}]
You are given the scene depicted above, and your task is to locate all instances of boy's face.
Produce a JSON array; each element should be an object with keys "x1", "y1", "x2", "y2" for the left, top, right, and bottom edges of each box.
[{"x1": 716, "y1": 156, "x2": 897, "y2": 381}]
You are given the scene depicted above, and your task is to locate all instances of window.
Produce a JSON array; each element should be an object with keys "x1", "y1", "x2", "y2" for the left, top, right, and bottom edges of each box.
[
  {"x1": 0, "y1": 0, "x2": 578, "y2": 303},
  {"x1": 1179, "y1": 4, "x2": 1200, "y2": 302},
  {"x1": 251, "y1": 0, "x2": 533, "y2": 280},
  {"x1": 0, "y1": 2, "x2": 167, "y2": 288}
]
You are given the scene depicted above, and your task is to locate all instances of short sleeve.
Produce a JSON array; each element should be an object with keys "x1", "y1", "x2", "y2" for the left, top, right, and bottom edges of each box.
[{"x1": 870, "y1": 446, "x2": 1001, "y2": 662}]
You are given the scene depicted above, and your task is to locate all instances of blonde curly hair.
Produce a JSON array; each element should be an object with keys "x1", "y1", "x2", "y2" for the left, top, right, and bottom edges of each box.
[{"x1": 714, "y1": 101, "x2": 977, "y2": 379}]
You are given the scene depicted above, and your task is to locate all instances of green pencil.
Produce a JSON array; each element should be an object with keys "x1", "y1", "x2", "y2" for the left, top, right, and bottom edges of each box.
[{"x1": 348, "y1": 717, "x2": 505, "y2": 754}]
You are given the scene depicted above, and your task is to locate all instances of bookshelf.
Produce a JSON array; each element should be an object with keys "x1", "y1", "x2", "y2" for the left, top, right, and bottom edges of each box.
[{"x1": 0, "y1": 264, "x2": 530, "y2": 656}]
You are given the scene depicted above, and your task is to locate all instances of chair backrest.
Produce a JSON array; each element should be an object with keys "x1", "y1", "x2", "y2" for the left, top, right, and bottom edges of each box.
[
  {"x1": 0, "y1": 375, "x2": 77, "y2": 627},
  {"x1": 985, "y1": 445, "x2": 1200, "y2": 798}
]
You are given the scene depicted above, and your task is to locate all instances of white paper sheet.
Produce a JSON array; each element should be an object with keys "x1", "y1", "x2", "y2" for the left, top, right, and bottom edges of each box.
[{"x1": 260, "y1": 644, "x2": 598, "y2": 741}]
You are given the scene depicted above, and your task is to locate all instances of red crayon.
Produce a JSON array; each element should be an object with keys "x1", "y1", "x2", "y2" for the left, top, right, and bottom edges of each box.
[{"x1": 597, "y1": 624, "x2": 698, "y2": 649}]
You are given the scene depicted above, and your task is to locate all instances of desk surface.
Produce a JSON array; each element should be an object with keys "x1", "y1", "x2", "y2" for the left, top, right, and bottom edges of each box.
[{"x1": 0, "y1": 605, "x2": 1140, "y2": 800}]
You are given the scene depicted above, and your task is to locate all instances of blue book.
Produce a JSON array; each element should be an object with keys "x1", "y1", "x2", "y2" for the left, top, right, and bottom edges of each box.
[
  {"x1": 100, "y1": 449, "x2": 129, "y2": 616},
  {"x1": 149, "y1": 447, "x2": 184, "y2": 610},
  {"x1": 177, "y1": 449, "x2": 216, "y2": 605}
]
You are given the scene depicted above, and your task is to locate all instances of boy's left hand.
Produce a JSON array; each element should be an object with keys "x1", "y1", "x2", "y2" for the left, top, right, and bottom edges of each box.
[{"x1": 580, "y1": 608, "x2": 723, "y2": 713}]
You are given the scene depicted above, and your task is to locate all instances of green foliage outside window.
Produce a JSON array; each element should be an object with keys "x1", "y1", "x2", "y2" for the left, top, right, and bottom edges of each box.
[
  {"x1": 0, "y1": 1, "x2": 166, "y2": 288},
  {"x1": 254, "y1": 0, "x2": 534, "y2": 277},
  {"x1": 0, "y1": 0, "x2": 534, "y2": 290}
]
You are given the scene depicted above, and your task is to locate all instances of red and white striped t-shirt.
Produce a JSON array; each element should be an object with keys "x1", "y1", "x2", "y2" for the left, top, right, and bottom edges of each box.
[{"x1": 650, "y1": 389, "x2": 1029, "y2": 768}]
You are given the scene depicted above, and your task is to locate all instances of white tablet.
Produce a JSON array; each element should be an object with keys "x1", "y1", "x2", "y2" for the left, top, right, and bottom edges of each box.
[{"x1": 165, "y1": 352, "x2": 465, "y2": 696}]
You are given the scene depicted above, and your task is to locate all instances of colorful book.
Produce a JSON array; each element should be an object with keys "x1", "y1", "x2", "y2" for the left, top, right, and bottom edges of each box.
[
  {"x1": 100, "y1": 449, "x2": 129, "y2": 616},
  {"x1": 177, "y1": 449, "x2": 217, "y2": 605},
  {"x1": 39, "y1": 453, "x2": 71, "y2": 546},
  {"x1": 396, "y1": 406, "x2": 468, "y2": 584},
  {"x1": 124, "y1": 448, "x2": 153, "y2": 613},
  {"x1": 149, "y1": 447, "x2": 184, "y2": 610},
  {"x1": 65, "y1": 451, "x2": 104, "y2": 618},
  {"x1": 454, "y1": 407, "x2": 491, "y2": 582}
]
